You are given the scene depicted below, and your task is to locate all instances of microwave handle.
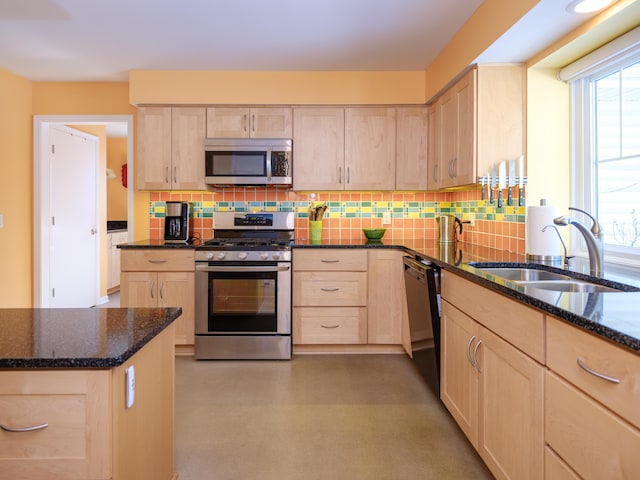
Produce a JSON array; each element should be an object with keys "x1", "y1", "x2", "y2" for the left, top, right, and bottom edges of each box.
[{"x1": 266, "y1": 147, "x2": 272, "y2": 181}]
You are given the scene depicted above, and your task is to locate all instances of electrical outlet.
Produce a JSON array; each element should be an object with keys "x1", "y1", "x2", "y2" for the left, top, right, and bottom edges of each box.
[
  {"x1": 468, "y1": 213, "x2": 475, "y2": 226},
  {"x1": 0, "y1": 214, "x2": 3, "y2": 228},
  {"x1": 382, "y1": 212, "x2": 391, "y2": 225},
  {"x1": 125, "y1": 365, "x2": 135, "y2": 409}
]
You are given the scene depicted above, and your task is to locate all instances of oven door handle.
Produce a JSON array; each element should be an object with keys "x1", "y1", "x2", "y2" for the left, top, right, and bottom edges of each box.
[{"x1": 196, "y1": 265, "x2": 290, "y2": 273}]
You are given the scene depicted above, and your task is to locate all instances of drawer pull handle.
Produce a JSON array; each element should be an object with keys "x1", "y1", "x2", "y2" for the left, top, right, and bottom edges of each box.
[
  {"x1": 148, "y1": 260, "x2": 168, "y2": 264},
  {"x1": 320, "y1": 288, "x2": 340, "y2": 292},
  {"x1": 320, "y1": 324, "x2": 340, "y2": 329},
  {"x1": 577, "y1": 357, "x2": 620, "y2": 384},
  {"x1": 321, "y1": 260, "x2": 340, "y2": 263},
  {"x1": 1, "y1": 422, "x2": 49, "y2": 433}
]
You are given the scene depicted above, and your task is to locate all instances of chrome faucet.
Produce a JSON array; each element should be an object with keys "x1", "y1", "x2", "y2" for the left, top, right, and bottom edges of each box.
[{"x1": 553, "y1": 207, "x2": 604, "y2": 277}]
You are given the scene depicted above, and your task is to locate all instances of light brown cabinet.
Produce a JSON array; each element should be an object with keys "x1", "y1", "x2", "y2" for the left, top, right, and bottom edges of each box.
[
  {"x1": 441, "y1": 271, "x2": 544, "y2": 480},
  {"x1": 428, "y1": 64, "x2": 524, "y2": 189},
  {"x1": 137, "y1": 107, "x2": 206, "y2": 190},
  {"x1": 206, "y1": 107, "x2": 292, "y2": 138},
  {"x1": 120, "y1": 249, "x2": 195, "y2": 346},
  {"x1": 292, "y1": 107, "x2": 345, "y2": 191},
  {"x1": 395, "y1": 107, "x2": 428, "y2": 190},
  {"x1": 107, "y1": 231, "x2": 128, "y2": 291},
  {"x1": 545, "y1": 317, "x2": 640, "y2": 479},
  {"x1": 0, "y1": 326, "x2": 175, "y2": 480},
  {"x1": 345, "y1": 107, "x2": 396, "y2": 190},
  {"x1": 292, "y1": 107, "x2": 396, "y2": 190},
  {"x1": 293, "y1": 249, "x2": 367, "y2": 345},
  {"x1": 367, "y1": 249, "x2": 405, "y2": 344}
]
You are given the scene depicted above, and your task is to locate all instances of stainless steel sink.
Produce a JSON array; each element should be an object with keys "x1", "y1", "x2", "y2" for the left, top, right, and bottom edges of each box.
[
  {"x1": 471, "y1": 263, "x2": 638, "y2": 293},
  {"x1": 477, "y1": 268, "x2": 572, "y2": 282},
  {"x1": 517, "y1": 280, "x2": 619, "y2": 293}
]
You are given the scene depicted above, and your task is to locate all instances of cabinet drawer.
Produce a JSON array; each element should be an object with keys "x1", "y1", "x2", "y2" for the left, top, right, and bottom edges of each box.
[
  {"x1": 545, "y1": 371, "x2": 640, "y2": 480},
  {"x1": 121, "y1": 249, "x2": 194, "y2": 272},
  {"x1": 0, "y1": 370, "x2": 111, "y2": 480},
  {"x1": 441, "y1": 271, "x2": 545, "y2": 363},
  {"x1": 293, "y1": 272, "x2": 367, "y2": 306},
  {"x1": 547, "y1": 317, "x2": 640, "y2": 429},
  {"x1": 293, "y1": 249, "x2": 367, "y2": 271},
  {"x1": 293, "y1": 307, "x2": 367, "y2": 344}
]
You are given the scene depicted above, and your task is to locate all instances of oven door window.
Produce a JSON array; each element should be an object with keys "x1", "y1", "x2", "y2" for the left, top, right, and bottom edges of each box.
[
  {"x1": 206, "y1": 151, "x2": 267, "y2": 177},
  {"x1": 209, "y1": 271, "x2": 277, "y2": 332}
]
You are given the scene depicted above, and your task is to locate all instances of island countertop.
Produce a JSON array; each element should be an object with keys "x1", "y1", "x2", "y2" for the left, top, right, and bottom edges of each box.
[{"x1": 0, "y1": 307, "x2": 182, "y2": 369}]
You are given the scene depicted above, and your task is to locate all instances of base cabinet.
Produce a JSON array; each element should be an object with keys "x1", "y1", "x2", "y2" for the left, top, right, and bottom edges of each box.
[
  {"x1": 0, "y1": 326, "x2": 175, "y2": 480},
  {"x1": 120, "y1": 249, "x2": 195, "y2": 346},
  {"x1": 441, "y1": 271, "x2": 544, "y2": 480}
]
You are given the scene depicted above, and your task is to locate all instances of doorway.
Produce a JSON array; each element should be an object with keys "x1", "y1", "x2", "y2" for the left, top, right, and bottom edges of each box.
[{"x1": 33, "y1": 115, "x2": 134, "y2": 307}]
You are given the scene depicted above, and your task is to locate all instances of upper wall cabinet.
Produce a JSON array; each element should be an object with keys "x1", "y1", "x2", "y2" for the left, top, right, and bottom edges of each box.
[
  {"x1": 396, "y1": 107, "x2": 428, "y2": 190},
  {"x1": 427, "y1": 64, "x2": 524, "y2": 189},
  {"x1": 206, "y1": 107, "x2": 292, "y2": 138},
  {"x1": 293, "y1": 107, "x2": 345, "y2": 191},
  {"x1": 345, "y1": 107, "x2": 396, "y2": 190},
  {"x1": 137, "y1": 107, "x2": 206, "y2": 191}
]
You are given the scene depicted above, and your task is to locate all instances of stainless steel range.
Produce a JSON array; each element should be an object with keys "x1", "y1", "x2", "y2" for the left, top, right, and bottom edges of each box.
[{"x1": 194, "y1": 211, "x2": 294, "y2": 360}]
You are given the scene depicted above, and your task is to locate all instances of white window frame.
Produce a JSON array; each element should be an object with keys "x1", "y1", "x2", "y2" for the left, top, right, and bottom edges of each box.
[{"x1": 564, "y1": 27, "x2": 640, "y2": 268}]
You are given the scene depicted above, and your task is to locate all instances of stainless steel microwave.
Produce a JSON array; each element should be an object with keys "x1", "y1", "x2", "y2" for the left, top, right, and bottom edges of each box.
[{"x1": 205, "y1": 138, "x2": 292, "y2": 186}]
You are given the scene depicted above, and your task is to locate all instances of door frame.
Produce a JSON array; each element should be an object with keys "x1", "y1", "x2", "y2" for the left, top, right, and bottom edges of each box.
[{"x1": 33, "y1": 115, "x2": 135, "y2": 307}]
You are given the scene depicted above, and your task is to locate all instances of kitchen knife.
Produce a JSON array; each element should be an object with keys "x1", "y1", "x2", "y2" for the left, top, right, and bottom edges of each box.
[
  {"x1": 508, "y1": 159, "x2": 516, "y2": 206},
  {"x1": 498, "y1": 161, "x2": 506, "y2": 208},
  {"x1": 490, "y1": 164, "x2": 496, "y2": 204}
]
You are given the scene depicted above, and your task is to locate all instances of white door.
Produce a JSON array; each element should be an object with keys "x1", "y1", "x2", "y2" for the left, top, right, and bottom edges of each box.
[{"x1": 49, "y1": 126, "x2": 99, "y2": 307}]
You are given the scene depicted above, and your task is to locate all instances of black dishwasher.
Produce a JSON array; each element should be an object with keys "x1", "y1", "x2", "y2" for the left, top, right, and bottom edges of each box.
[{"x1": 403, "y1": 256, "x2": 441, "y2": 397}]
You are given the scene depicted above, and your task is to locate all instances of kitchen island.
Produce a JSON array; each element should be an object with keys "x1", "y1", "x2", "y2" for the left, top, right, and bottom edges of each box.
[{"x1": 0, "y1": 307, "x2": 181, "y2": 480}]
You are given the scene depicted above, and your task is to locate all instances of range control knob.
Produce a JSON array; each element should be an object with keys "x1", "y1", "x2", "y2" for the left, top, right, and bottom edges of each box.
[
  {"x1": 260, "y1": 253, "x2": 269, "y2": 260},
  {"x1": 272, "y1": 253, "x2": 281, "y2": 261},
  {"x1": 238, "y1": 252, "x2": 248, "y2": 260},
  {"x1": 215, "y1": 252, "x2": 227, "y2": 260},
  {"x1": 206, "y1": 252, "x2": 215, "y2": 260}
]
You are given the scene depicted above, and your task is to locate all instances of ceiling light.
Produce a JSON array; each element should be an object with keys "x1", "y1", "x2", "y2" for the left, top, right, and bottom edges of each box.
[{"x1": 566, "y1": 0, "x2": 615, "y2": 14}]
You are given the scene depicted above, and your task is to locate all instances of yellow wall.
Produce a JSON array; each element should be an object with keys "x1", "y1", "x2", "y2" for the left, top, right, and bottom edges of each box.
[
  {"x1": 0, "y1": 68, "x2": 33, "y2": 307},
  {"x1": 129, "y1": 70, "x2": 427, "y2": 106},
  {"x1": 107, "y1": 137, "x2": 128, "y2": 220}
]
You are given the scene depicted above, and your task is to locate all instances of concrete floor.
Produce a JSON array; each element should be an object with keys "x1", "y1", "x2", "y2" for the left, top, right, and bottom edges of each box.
[{"x1": 175, "y1": 354, "x2": 493, "y2": 480}]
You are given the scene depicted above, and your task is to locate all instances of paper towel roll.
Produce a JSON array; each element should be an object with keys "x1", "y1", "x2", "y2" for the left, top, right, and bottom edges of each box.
[{"x1": 526, "y1": 203, "x2": 561, "y2": 256}]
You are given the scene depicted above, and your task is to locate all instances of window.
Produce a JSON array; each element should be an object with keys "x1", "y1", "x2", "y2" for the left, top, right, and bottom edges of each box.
[{"x1": 567, "y1": 29, "x2": 640, "y2": 264}]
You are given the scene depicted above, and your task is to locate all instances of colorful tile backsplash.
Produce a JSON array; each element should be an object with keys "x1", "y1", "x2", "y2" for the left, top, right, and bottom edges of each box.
[{"x1": 148, "y1": 188, "x2": 526, "y2": 254}]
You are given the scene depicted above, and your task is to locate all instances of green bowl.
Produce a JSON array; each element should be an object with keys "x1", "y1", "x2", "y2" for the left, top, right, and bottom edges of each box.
[{"x1": 363, "y1": 228, "x2": 386, "y2": 240}]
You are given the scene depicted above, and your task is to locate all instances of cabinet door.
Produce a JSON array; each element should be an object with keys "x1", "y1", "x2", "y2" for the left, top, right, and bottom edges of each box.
[
  {"x1": 367, "y1": 250, "x2": 404, "y2": 344},
  {"x1": 293, "y1": 307, "x2": 367, "y2": 344},
  {"x1": 171, "y1": 107, "x2": 206, "y2": 190},
  {"x1": 439, "y1": 89, "x2": 457, "y2": 188},
  {"x1": 137, "y1": 107, "x2": 172, "y2": 190},
  {"x1": 476, "y1": 325, "x2": 544, "y2": 480},
  {"x1": 396, "y1": 107, "x2": 428, "y2": 190},
  {"x1": 345, "y1": 108, "x2": 396, "y2": 190},
  {"x1": 251, "y1": 107, "x2": 292, "y2": 138},
  {"x1": 206, "y1": 107, "x2": 250, "y2": 138},
  {"x1": 293, "y1": 107, "x2": 345, "y2": 190},
  {"x1": 120, "y1": 271, "x2": 158, "y2": 307},
  {"x1": 441, "y1": 300, "x2": 479, "y2": 446},
  {"x1": 454, "y1": 70, "x2": 477, "y2": 186},
  {"x1": 158, "y1": 272, "x2": 194, "y2": 345},
  {"x1": 427, "y1": 101, "x2": 441, "y2": 190}
]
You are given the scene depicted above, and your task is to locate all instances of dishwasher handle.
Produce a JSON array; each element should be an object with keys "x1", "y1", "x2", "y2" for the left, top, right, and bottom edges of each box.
[{"x1": 404, "y1": 257, "x2": 427, "y2": 282}]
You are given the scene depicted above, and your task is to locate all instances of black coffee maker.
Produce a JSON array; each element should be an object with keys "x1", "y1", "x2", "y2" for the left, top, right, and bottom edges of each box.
[{"x1": 164, "y1": 202, "x2": 190, "y2": 243}]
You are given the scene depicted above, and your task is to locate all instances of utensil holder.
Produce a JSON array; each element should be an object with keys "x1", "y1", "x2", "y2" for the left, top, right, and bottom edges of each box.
[{"x1": 309, "y1": 220, "x2": 322, "y2": 244}]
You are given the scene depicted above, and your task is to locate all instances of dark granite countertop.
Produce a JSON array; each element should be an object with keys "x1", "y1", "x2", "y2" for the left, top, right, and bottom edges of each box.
[
  {"x1": 294, "y1": 238, "x2": 640, "y2": 354},
  {"x1": 0, "y1": 307, "x2": 182, "y2": 369},
  {"x1": 118, "y1": 239, "x2": 198, "y2": 249}
]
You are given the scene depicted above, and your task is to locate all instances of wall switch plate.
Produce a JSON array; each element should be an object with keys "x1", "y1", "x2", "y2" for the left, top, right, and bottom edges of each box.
[
  {"x1": 0, "y1": 214, "x2": 3, "y2": 228},
  {"x1": 382, "y1": 212, "x2": 391, "y2": 225},
  {"x1": 468, "y1": 213, "x2": 475, "y2": 227},
  {"x1": 125, "y1": 365, "x2": 135, "y2": 409}
]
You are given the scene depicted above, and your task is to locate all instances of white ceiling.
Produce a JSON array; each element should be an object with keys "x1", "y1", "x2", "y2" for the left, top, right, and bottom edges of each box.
[{"x1": 0, "y1": 0, "x2": 603, "y2": 83}]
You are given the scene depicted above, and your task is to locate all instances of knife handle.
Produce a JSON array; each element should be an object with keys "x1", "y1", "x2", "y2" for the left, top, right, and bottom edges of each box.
[
  {"x1": 518, "y1": 187, "x2": 524, "y2": 207},
  {"x1": 507, "y1": 187, "x2": 513, "y2": 206},
  {"x1": 489, "y1": 186, "x2": 494, "y2": 204},
  {"x1": 498, "y1": 190, "x2": 503, "y2": 208}
]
